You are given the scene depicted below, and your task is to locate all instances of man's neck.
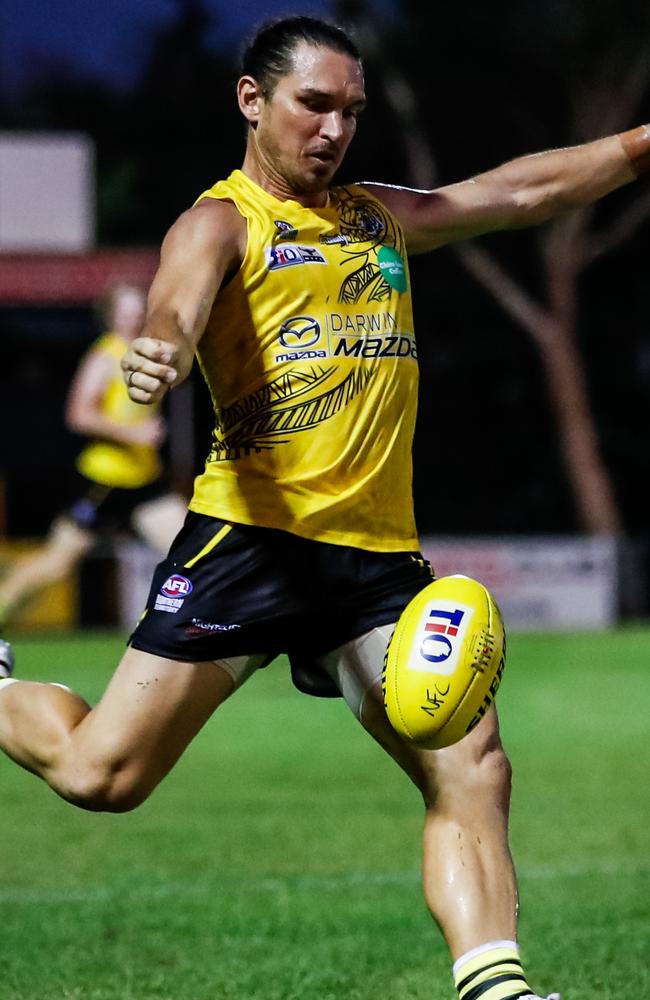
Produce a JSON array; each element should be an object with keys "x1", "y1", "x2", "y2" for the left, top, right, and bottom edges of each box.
[{"x1": 240, "y1": 151, "x2": 329, "y2": 209}]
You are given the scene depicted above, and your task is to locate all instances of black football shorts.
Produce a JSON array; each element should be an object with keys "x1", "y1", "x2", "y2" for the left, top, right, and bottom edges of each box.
[
  {"x1": 66, "y1": 472, "x2": 170, "y2": 534},
  {"x1": 129, "y1": 512, "x2": 434, "y2": 670}
]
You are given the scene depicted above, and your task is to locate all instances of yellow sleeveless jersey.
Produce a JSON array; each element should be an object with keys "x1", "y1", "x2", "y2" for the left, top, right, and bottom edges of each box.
[
  {"x1": 190, "y1": 169, "x2": 419, "y2": 551},
  {"x1": 76, "y1": 332, "x2": 162, "y2": 489}
]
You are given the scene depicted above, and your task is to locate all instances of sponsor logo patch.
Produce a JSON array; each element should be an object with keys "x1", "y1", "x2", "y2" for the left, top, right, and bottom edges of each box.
[
  {"x1": 272, "y1": 310, "x2": 417, "y2": 364},
  {"x1": 266, "y1": 244, "x2": 327, "y2": 271},
  {"x1": 273, "y1": 219, "x2": 298, "y2": 241},
  {"x1": 409, "y1": 601, "x2": 473, "y2": 676},
  {"x1": 275, "y1": 315, "x2": 326, "y2": 362},
  {"x1": 377, "y1": 246, "x2": 407, "y2": 293},
  {"x1": 319, "y1": 232, "x2": 350, "y2": 246},
  {"x1": 278, "y1": 315, "x2": 321, "y2": 349},
  {"x1": 154, "y1": 595, "x2": 184, "y2": 613},
  {"x1": 154, "y1": 574, "x2": 193, "y2": 614},
  {"x1": 161, "y1": 574, "x2": 193, "y2": 597}
]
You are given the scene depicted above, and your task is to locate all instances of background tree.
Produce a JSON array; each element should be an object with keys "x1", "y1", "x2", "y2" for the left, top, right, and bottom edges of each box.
[{"x1": 337, "y1": 0, "x2": 650, "y2": 537}]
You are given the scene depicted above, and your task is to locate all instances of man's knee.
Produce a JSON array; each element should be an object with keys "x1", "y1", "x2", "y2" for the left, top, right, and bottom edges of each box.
[
  {"x1": 359, "y1": 686, "x2": 510, "y2": 810},
  {"x1": 473, "y1": 741, "x2": 512, "y2": 805},
  {"x1": 430, "y1": 721, "x2": 512, "y2": 812},
  {"x1": 406, "y1": 710, "x2": 511, "y2": 811},
  {"x1": 54, "y1": 759, "x2": 154, "y2": 813}
]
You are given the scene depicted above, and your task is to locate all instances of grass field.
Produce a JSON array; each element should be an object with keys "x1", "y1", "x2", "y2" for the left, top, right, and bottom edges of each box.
[{"x1": 1, "y1": 628, "x2": 648, "y2": 1000}]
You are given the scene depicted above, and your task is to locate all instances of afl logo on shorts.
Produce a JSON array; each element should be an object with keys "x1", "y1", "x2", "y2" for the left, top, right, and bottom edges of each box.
[{"x1": 161, "y1": 574, "x2": 193, "y2": 598}]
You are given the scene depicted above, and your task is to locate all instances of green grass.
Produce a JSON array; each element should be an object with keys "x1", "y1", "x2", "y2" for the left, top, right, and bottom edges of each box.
[{"x1": 1, "y1": 628, "x2": 649, "y2": 999}]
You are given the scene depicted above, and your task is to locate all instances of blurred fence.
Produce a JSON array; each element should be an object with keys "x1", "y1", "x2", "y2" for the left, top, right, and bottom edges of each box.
[{"x1": 2, "y1": 533, "x2": 646, "y2": 634}]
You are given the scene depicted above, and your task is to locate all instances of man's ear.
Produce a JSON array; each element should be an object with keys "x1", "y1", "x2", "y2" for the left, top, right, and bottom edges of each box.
[{"x1": 237, "y1": 76, "x2": 264, "y2": 126}]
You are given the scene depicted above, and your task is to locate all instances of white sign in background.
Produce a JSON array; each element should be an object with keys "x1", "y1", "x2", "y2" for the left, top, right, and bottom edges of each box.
[
  {"x1": 420, "y1": 536, "x2": 618, "y2": 631},
  {"x1": 116, "y1": 542, "x2": 160, "y2": 632},
  {"x1": 0, "y1": 132, "x2": 94, "y2": 250}
]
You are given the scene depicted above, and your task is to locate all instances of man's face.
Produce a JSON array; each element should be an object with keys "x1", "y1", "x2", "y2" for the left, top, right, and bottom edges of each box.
[
  {"x1": 112, "y1": 286, "x2": 146, "y2": 339},
  {"x1": 251, "y1": 42, "x2": 366, "y2": 195}
]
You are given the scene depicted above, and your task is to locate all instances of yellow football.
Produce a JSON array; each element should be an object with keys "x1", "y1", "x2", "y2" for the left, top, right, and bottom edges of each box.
[{"x1": 382, "y1": 575, "x2": 506, "y2": 750}]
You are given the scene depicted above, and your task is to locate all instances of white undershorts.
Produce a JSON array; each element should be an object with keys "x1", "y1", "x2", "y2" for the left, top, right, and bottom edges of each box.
[{"x1": 215, "y1": 623, "x2": 396, "y2": 720}]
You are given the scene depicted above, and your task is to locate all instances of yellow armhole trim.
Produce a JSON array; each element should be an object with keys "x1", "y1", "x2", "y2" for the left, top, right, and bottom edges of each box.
[{"x1": 184, "y1": 524, "x2": 233, "y2": 569}]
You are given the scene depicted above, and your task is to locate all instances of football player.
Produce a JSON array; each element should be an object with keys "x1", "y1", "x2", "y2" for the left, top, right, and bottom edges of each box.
[
  {"x1": 0, "y1": 284, "x2": 186, "y2": 630},
  {"x1": 3, "y1": 15, "x2": 649, "y2": 999}
]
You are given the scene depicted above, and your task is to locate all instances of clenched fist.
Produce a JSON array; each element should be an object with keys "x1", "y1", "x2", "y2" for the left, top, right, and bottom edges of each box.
[{"x1": 121, "y1": 338, "x2": 179, "y2": 404}]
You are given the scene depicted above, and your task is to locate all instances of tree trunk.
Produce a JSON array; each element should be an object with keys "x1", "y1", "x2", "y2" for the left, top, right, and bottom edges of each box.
[{"x1": 537, "y1": 324, "x2": 622, "y2": 533}]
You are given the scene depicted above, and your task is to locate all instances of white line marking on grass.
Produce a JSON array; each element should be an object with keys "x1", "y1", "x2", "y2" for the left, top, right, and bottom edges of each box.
[
  {"x1": 1, "y1": 860, "x2": 648, "y2": 905},
  {"x1": 521, "y1": 860, "x2": 650, "y2": 879}
]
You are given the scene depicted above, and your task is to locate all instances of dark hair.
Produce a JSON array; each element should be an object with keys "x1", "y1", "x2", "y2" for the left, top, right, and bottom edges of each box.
[{"x1": 240, "y1": 16, "x2": 361, "y2": 96}]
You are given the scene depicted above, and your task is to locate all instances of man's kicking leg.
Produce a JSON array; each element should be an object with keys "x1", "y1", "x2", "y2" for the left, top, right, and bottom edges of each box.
[
  {"x1": 322, "y1": 629, "x2": 559, "y2": 1000},
  {"x1": 0, "y1": 645, "x2": 237, "y2": 812}
]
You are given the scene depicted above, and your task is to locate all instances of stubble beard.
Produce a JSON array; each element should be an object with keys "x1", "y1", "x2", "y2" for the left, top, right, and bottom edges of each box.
[{"x1": 287, "y1": 155, "x2": 337, "y2": 195}]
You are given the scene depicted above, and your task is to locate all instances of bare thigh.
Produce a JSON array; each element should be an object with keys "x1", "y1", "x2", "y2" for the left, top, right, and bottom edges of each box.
[
  {"x1": 52, "y1": 646, "x2": 240, "y2": 808},
  {"x1": 320, "y1": 628, "x2": 505, "y2": 798}
]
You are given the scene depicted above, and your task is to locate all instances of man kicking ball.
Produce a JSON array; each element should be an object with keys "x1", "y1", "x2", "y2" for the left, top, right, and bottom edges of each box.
[{"x1": 4, "y1": 15, "x2": 650, "y2": 998}]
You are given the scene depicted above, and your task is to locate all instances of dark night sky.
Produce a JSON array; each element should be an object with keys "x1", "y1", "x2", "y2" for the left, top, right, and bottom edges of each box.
[{"x1": 1, "y1": 1, "x2": 390, "y2": 96}]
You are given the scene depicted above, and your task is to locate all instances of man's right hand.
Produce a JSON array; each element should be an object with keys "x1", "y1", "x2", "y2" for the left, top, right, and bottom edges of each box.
[{"x1": 121, "y1": 337, "x2": 178, "y2": 405}]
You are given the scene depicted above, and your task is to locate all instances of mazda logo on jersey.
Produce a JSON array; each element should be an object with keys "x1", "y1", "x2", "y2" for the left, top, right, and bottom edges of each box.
[{"x1": 278, "y1": 316, "x2": 321, "y2": 349}]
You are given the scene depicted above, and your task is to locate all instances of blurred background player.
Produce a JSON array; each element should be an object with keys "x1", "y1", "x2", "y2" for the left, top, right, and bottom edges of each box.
[{"x1": 0, "y1": 283, "x2": 187, "y2": 629}]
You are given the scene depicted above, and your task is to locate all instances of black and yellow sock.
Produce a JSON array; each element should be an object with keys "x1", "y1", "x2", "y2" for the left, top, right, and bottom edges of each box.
[{"x1": 453, "y1": 941, "x2": 533, "y2": 1000}]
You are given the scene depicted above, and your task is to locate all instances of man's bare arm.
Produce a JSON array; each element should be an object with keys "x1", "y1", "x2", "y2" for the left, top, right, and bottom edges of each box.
[
  {"x1": 122, "y1": 198, "x2": 246, "y2": 404},
  {"x1": 364, "y1": 126, "x2": 650, "y2": 254}
]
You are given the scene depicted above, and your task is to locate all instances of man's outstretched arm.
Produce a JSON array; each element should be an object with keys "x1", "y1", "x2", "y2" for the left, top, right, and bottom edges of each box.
[
  {"x1": 121, "y1": 198, "x2": 245, "y2": 404},
  {"x1": 365, "y1": 125, "x2": 650, "y2": 253}
]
